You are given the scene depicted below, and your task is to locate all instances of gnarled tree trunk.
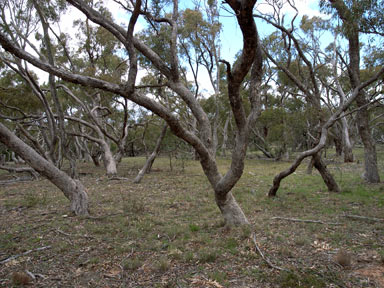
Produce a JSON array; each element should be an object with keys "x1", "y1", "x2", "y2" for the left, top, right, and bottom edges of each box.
[
  {"x1": 0, "y1": 123, "x2": 89, "y2": 215},
  {"x1": 215, "y1": 192, "x2": 249, "y2": 226}
]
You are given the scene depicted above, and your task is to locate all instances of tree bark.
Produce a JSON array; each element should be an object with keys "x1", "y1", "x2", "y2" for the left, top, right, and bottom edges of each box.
[
  {"x1": 102, "y1": 142, "x2": 118, "y2": 176},
  {"x1": 329, "y1": 0, "x2": 379, "y2": 182},
  {"x1": 341, "y1": 115, "x2": 354, "y2": 162},
  {"x1": 134, "y1": 123, "x2": 167, "y2": 183},
  {"x1": 0, "y1": 123, "x2": 89, "y2": 215},
  {"x1": 215, "y1": 192, "x2": 249, "y2": 226},
  {"x1": 313, "y1": 153, "x2": 340, "y2": 192}
]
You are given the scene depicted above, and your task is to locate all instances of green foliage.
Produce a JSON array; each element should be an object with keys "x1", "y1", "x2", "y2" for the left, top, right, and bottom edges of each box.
[{"x1": 189, "y1": 223, "x2": 200, "y2": 232}]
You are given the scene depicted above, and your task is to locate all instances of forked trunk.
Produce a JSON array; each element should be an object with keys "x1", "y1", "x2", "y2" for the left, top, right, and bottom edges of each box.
[{"x1": 215, "y1": 192, "x2": 249, "y2": 226}]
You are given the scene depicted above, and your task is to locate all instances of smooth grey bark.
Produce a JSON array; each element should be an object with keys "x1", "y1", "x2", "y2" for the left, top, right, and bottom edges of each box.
[
  {"x1": 329, "y1": 0, "x2": 379, "y2": 182},
  {"x1": 32, "y1": 0, "x2": 66, "y2": 167},
  {"x1": 0, "y1": 122, "x2": 89, "y2": 215},
  {"x1": 341, "y1": 115, "x2": 354, "y2": 162},
  {"x1": 134, "y1": 123, "x2": 167, "y2": 183},
  {"x1": 221, "y1": 112, "x2": 230, "y2": 157}
]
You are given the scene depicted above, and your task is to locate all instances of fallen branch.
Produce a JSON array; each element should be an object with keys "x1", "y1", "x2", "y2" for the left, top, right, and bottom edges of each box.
[
  {"x1": 0, "y1": 164, "x2": 39, "y2": 179},
  {"x1": 343, "y1": 214, "x2": 384, "y2": 223},
  {"x1": 0, "y1": 176, "x2": 36, "y2": 185},
  {"x1": 108, "y1": 176, "x2": 130, "y2": 181},
  {"x1": 0, "y1": 246, "x2": 51, "y2": 265},
  {"x1": 250, "y1": 232, "x2": 289, "y2": 272},
  {"x1": 272, "y1": 217, "x2": 341, "y2": 225},
  {"x1": 55, "y1": 228, "x2": 94, "y2": 239}
]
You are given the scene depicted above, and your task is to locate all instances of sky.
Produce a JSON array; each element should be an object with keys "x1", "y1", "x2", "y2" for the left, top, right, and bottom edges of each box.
[{"x1": 34, "y1": 0, "x2": 325, "y2": 94}]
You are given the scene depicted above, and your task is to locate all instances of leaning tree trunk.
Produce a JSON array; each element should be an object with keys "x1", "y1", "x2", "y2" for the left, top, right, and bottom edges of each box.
[
  {"x1": 0, "y1": 123, "x2": 89, "y2": 215},
  {"x1": 313, "y1": 152, "x2": 340, "y2": 192},
  {"x1": 134, "y1": 123, "x2": 167, "y2": 184}
]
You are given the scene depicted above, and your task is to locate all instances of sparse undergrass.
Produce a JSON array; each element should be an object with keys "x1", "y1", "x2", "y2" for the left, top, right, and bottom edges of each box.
[{"x1": 1, "y1": 147, "x2": 384, "y2": 287}]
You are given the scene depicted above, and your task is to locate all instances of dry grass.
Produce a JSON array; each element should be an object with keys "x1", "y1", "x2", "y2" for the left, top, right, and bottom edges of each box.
[{"x1": 1, "y1": 149, "x2": 384, "y2": 287}]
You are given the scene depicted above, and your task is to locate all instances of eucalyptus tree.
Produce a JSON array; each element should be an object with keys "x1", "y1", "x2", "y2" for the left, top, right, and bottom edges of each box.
[
  {"x1": 322, "y1": 0, "x2": 383, "y2": 183},
  {"x1": 255, "y1": 4, "x2": 341, "y2": 195},
  {"x1": 0, "y1": 0, "x2": 92, "y2": 215},
  {"x1": 179, "y1": 1, "x2": 222, "y2": 156},
  {"x1": 0, "y1": 0, "x2": 263, "y2": 226},
  {"x1": 253, "y1": 0, "x2": 384, "y2": 196},
  {"x1": 0, "y1": 122, "x2": 89, "y2": 215}
]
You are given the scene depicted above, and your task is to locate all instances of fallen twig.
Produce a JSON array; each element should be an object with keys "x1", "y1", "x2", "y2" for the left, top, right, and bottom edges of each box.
[
  {"x1": 55, "y1": 228, "x2": 94, "y2": 240},
  {"x1": 250, "y1": 232, "x2": 289, "y2": 272},
  {"x1": 272, "y1": 216, "x2": 341, "y2": 225},
  {"x1": 86, "y1": 212, "x2": 124, "y2": 220},
  {"x1": 0, "y1": 246, "x2": 51, "y2": 265},
  {"x1": 108, "y1": 176, "x2": 130, "y2": 181},
  {"x1": 343, "y1": 214, "x2": 384, "y2": 223}
]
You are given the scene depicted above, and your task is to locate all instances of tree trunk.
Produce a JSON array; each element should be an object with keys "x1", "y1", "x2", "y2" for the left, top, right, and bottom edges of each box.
[
  {"x1": 91, "y1": 147, "x2": 101, "y2": 166},
  {"x1": 0, "y1": 123, "x2": 89, "y2": 215},
  {"x1": 330, "y1": 0, "x2": 380, "y2": 182},
  {"x1": 341, "y1": 115, "x2": 354, "y2": 162},
  {"x1": 334, "y1": 134, "x2": 343, "y2": 157},
  {"x1": 215, "y1": 192, "x2": 249, "y2": 226},
  {"x1": 134, "y1": 124, "x2": 167, "y2": 184},
  {"x1": 356, "y1": 100, "x2": 380, "y2": 182},
  {"x1": 221, "y1": 113, "x2": 230, "y2": 157},
  {"x1": 313, "y1": 153, "x2": 340, "y2": 192},
  {"x1": 101, "y1": 142, "x2": 117, "y2": 176},
  {"x1": 306, "y1": 156, "x2": 314, "y2": 174}
]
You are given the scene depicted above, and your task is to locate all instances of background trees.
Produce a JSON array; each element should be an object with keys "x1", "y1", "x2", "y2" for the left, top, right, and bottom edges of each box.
[{"x1": 0, "y1": 0, "x2": 383, "y2": 220}]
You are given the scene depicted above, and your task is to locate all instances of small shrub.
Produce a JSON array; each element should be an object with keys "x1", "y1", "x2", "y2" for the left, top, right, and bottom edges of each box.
[
  {"x1": 183, "y1": 251, "x2": 194, "y2": 262},
  {"x1": 189, "y1": 223, "x2": 200, "y2": 232},
  {"x1": 122, "y1": 257, "x2": 143, "y2": 271},
  {"x1": 155, "y1": 257, "x2": 171, "y2": 273},
  {"x1": 198, "y1": 249, "x2": 218, "y2": 263},
  {"x1": 208, "y1": 270, "x2": 227, "y2": 285}
]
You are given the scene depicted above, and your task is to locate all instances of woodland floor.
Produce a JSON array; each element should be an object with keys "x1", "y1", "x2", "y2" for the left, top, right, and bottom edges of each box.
[{"x1": 1, "y1": 148, "x2": 384, "y2": 287}]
